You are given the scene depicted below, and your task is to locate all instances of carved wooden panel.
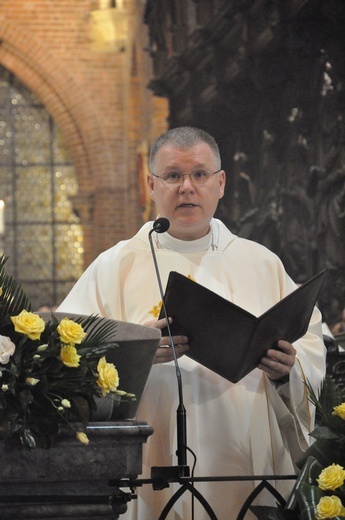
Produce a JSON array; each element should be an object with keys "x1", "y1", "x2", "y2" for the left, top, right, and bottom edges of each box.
[{"x1": 144, "y1": 0, "x2": 345, "y2": 329}]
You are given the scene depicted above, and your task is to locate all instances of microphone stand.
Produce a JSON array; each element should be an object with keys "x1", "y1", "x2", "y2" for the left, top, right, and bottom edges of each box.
[
  {"x1": 148, "y1": 222, "x2": 188, "y2": 478},
  {"x1": 148, "y1": 219, "x2": 218, "y2": 519}
]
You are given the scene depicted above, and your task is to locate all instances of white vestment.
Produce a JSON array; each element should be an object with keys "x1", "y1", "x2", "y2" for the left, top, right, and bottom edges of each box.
[{"x1": 58, "y1": 219, "x2": 326, "y2": 520}]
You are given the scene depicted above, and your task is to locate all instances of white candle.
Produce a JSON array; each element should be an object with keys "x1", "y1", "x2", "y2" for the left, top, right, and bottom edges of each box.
[{"x1": 0, "y1": 200, "x2": 5, "y2": 235}]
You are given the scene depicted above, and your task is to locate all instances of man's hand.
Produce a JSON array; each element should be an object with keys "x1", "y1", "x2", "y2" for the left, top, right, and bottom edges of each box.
[
  {"x1": 258, "y1": 340, "x2": 296, "y2": 381},
  {"x1": 143, "y1": 317, "x2": 189, "y2": 364}
]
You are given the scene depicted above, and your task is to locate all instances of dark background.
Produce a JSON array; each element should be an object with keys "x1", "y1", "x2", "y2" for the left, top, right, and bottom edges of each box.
[{"x1": 144, "y1": 0, "x2": 345, "y2": 328}]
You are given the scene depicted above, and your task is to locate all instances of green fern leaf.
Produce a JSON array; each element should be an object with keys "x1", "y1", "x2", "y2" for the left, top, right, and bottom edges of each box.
[{"x1": 0, "y1": 255, "x2": 31, "y2": 315}]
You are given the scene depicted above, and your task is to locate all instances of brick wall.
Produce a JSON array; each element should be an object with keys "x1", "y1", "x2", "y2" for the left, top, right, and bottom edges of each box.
[{"x1": 0, "y1": 0, "x2": 168, "y2": 268}]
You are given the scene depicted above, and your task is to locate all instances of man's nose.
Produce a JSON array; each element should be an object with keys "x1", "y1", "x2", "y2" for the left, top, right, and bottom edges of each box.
[{"x1": 179, "y1": 174, "x2": 195, "y2": 190}]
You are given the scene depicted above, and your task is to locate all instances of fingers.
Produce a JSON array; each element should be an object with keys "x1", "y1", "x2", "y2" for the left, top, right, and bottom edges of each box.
[
  {"x1": 142, "y1": 316, "x2": 189, "y2": 364},
  {"x1": 154, "y1": 338, "x2": 189, "y2": 364},
  {"x1": 159, "y1": 334, "x2": 188, "y2": 347},
  {"x1": 259, "y1": 340, "x2": 296, "y2": 381},
  {"x1": 143, "y1": 316, "x2": 172, "y2": 330}
]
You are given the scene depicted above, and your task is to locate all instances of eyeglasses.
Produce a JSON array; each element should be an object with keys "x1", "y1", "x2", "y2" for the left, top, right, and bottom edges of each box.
[{"x1": 151, "y1": 169, "x2": 222, "y2": 186}]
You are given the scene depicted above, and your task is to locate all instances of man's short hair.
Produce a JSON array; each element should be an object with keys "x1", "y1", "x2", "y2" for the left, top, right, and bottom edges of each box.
[{"x1": 149, "y1": 126, "x2": 221, "y2": 172}]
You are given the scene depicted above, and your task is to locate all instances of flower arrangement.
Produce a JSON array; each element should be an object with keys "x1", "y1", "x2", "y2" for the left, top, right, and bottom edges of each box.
[
  {"x1": 251, "y1": 377, "x2": 345, "y2": 519},
  {"x1": 0, "y1": 255, "x2": 135, "y2": 449}
]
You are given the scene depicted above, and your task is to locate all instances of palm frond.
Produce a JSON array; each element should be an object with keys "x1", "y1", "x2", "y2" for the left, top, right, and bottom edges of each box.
[
  {"x1": 306, "y1": 377, "x2": 345, "y2": 432},
  {"x1": 0, "y1": 255, "x2": 31, "y2": 315},
  {"x1": 77, "y1": 315, "x2": 119, "y2": 360},
  {"x1": 76, "y1": 314, "x2": 117, "y2": 344},
  {"x1": 42, "y1": 313, "x2": 119, "y2": 360},
  {"x1": 77, "y1": 314, "x2": 118, "y2": 345}
]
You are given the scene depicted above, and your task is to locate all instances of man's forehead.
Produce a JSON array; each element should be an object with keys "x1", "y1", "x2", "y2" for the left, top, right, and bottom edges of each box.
[{"x1": 155, "y1": 142, "x2": 215, "y2": 166}]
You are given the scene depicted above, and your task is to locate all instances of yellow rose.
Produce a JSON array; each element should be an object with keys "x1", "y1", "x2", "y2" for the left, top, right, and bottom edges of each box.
[
  {"x1": 76, "y1": 431, "x2": 89, "y2": 445},
  {"x1": 332, "y1": 403, "x2": 345, "y2": 420},
  {"x1": 96, "y1": 356, "x2": 119, "y2": 396},
  {"x1": 316, "y1": 495, "x2": 345, "y2": 519},
  {"x1": 317, "y1": 463, "x2": 345, "y2": 490},
  {"x1": 59, "y1": 345, "x2": 81, "y2": 368},
  {"x1": 11, "y1": 310, "x2": 45, "y2": 341},
  {"x1": 57, "y1": 318, "x2": 86, "y2": 345}
]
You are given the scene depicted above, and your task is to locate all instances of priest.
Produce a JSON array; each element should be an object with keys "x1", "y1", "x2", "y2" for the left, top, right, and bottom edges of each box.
[{"x1": 58, "y1": 126, "x2": 326, "y2": 519}]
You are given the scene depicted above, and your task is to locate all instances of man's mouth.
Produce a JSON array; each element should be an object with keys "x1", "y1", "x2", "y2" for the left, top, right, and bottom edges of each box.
[{"x1": 177, "y1": 203, "x2": 198, "y2": 208}]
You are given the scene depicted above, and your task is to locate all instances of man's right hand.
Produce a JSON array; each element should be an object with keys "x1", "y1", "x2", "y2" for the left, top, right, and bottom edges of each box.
[{"x1": 143, "y1": 317, "x2": 189, "y2": 364}]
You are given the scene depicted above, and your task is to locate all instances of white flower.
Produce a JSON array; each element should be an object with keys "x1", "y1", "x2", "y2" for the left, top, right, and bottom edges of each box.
[
  {"x1": 1, "y1": 384, "x2": 9, "y2": 391},
  {"x1": 0, "y1": 335, "x2": 16, "y2": 364},
  {"x1": 25, "y1": 377, "x2": 39, "y2": 386},
  {"x1": 37, "y1": 344, "x2": 48, "y2": 352}
]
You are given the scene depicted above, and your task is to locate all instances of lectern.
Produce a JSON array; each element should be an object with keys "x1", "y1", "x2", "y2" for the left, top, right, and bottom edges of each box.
[{"x1": 0, "y1": 317, "x2": 161, "y2": 519}]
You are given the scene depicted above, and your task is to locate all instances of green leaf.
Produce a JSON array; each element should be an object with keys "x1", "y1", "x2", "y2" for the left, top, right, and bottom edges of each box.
[
  {"x1": 20, "y1": 427, "x2": 36, "y2": 449},
  {"x1": 311, "y1": 425, "x2": 342, "y2": 441},
  {"x1": 295, "y1": 483, "x2": 324, "y2": 520},
  {"x1": 285, "y1": 456, "x2": 323, "y2": 510},
  {"x1": 0, "y1": 255, "x2": 31, "y2": 314},
  {"x1": 306, "y1": 378, "x2": 345, "y2": 433},
  {"x1": 77, "y1": 315, "x2": 119, "y2": 355},
  {"x1": 297, "y1": 438, "x2": 345, "y2": 469}
]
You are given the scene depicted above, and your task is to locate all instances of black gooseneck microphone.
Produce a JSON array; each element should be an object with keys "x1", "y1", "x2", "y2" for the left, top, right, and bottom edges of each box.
[
  {"x1": 152, "y1": 217, "x2": 170, "y2": 234},
  {"x1": 148, "y1": 217, "x2": 189, "y2": 476}
]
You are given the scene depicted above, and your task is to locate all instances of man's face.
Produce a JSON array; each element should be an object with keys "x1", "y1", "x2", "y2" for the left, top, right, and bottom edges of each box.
[{"x1": 148, "y1": 142, "x2": 226, "y2": 240}]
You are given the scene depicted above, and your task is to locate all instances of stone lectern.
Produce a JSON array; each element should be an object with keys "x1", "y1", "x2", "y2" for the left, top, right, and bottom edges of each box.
[{"x1": 0, "y1": 317, "x2": 161, "y2": 520}]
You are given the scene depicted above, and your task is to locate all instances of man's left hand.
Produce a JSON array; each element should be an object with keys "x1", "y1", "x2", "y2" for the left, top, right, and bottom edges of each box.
[{"x1": 258, "y1": 340, "x2": 296, "y2": 381}]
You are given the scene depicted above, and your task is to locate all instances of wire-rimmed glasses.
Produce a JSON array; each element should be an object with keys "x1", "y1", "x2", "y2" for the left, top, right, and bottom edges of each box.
[{"x1": 151, "y1": 169, "x2": 222, "y2": 187}]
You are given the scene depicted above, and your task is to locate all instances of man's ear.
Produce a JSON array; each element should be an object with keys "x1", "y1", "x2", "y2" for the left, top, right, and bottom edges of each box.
[
  {"x1": 148, "y1": 174, "x2": 155, "y2": 201},
  {"x1": 219, "y1": 170, "x2": 226, "y2": 199}
]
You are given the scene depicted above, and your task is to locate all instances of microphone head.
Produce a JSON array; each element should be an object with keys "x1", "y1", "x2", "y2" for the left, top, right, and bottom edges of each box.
[{"x1": 153, "y1": 217, "x2": 170, "y2": 234}]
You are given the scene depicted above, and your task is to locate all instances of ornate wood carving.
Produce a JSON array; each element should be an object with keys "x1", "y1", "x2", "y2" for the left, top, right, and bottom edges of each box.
[{"x1": 144, "y1": 0, "x2": 345, "y2": 330}]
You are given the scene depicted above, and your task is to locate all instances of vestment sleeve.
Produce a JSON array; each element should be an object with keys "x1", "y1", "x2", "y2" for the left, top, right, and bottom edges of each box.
[
  {"x1": 57, "y1": 245, "x2": 125, "y2": 319},
  {"x1": 266, "y1": 304, "x2": 326, "y2": 465}
]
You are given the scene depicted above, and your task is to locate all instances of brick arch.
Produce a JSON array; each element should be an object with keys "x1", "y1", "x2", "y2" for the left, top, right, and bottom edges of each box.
[{"x1": 0, "y1": 17, "x2": 114, "y2": 197}]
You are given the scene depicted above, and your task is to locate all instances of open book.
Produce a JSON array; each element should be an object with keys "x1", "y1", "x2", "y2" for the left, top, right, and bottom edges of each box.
[{"x1": 159, "y1": 270, "x2": 327, "y2": 383}]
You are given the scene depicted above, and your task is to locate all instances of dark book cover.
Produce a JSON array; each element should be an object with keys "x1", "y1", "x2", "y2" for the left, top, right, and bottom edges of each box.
[{"x1": 159, "y1": 270, "x2": 327, "y2": 383}]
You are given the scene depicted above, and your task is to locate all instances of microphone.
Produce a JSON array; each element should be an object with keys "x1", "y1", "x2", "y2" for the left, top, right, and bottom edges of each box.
[
  {"x1": 152, "y1": 217, "x2": 170, "y2": 234},
  {"x1": 148, "y1": 218, "x2": 189, "y2": 478}
]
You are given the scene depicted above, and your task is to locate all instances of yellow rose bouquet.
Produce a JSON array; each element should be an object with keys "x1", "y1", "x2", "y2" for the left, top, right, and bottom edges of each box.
[
  {"x1": 251, "y1": 377, "x2": 345, "y2": 519},
  {"x1": 0, "y1": 255, "x2": 135, "y2": 449}
]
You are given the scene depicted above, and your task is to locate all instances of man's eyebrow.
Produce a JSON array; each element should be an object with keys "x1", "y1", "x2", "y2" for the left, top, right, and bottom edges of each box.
[{"x1": 162, "y1": 163, "x2": 208, "y2": 171}]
